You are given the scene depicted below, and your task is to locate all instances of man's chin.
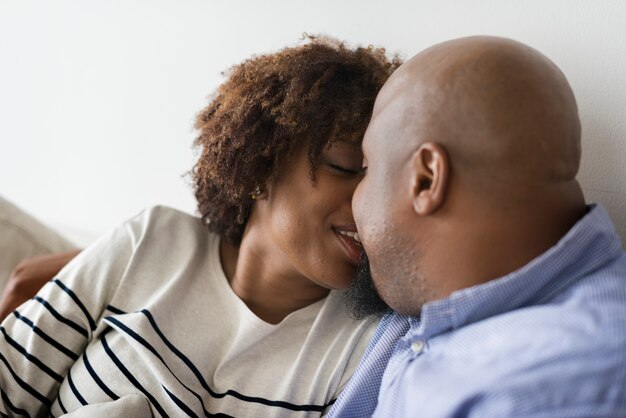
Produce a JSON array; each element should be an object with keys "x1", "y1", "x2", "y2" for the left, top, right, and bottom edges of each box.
[{"x1": 342, "y1": 253, "x2": 392, "y2": 320}]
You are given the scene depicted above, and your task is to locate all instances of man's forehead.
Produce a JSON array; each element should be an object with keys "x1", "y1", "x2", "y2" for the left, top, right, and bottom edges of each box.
[
  {"x1": 371, "y1": 66, "x2": 412, "y2": 118},
  {"x1": 363, "y1": 107, "x2": 419, "y2": 174}
]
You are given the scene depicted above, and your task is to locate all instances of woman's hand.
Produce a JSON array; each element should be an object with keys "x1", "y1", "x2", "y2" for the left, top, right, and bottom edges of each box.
[{"x1": 0, "y1": 249, "x2": 82, "y2": 321}]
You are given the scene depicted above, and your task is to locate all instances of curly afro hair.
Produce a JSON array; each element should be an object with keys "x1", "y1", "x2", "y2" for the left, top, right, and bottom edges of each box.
[{"x1": 193, "y1": 35, "x2": 401, "y2": 244}]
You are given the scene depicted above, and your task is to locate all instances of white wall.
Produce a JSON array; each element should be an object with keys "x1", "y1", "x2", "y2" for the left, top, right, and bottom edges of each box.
[{"x1": 1, "y1": 0, "x2": 625, "y2": 246}]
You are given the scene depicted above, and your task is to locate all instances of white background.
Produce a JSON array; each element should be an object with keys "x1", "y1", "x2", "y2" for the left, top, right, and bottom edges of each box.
[{"x1": 1, "y1": 0, "x2": 625, "y2": 245}]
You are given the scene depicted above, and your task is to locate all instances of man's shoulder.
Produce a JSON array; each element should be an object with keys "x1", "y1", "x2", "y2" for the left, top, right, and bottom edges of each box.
[
  {"x1": 428, "y1": 272, "x2": 626, "y2": 414},
  {"x1": 450, "y1": 268, "x2": 626, "y2": 359}
]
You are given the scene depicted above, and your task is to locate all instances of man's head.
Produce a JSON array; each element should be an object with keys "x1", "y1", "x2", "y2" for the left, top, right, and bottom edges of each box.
[{"x1": 350, "y1": 36, "x2": 586, "y2": 317}]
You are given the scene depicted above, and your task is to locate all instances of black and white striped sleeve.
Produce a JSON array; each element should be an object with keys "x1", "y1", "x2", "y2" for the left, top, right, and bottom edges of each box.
[{"x1": 0, "y1": 215, "x2": 140, "y2": 416}]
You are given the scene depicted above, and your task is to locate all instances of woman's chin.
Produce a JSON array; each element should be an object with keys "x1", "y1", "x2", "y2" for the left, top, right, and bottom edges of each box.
[{"x1": 312, "y1": 266, "x2": 357, "y2": 291}]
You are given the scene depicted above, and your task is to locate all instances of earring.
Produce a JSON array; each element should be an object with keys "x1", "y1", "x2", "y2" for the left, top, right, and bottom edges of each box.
[{"x1": 250, "y1": 186, "x2": 262, "y2": 200}]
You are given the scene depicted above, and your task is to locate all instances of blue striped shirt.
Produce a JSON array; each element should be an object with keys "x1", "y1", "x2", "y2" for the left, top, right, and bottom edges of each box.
[{"x1": 328, "y1": 204, "x2": 626, "y2": 417}]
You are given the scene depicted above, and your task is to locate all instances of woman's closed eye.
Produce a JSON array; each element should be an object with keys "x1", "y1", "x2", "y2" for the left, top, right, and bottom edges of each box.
[{"x1": 326, "y1": 162, "x2": 364, "y2": 176}]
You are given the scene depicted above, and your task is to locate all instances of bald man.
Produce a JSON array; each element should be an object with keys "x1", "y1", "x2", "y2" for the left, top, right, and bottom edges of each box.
[{"x1": 330, "y1": 37, "x2": 626, "y2": 417}]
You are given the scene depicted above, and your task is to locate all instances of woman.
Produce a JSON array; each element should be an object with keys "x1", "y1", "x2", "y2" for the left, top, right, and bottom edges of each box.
[{"x1": 0, "y1": 36, "x2": 399, "y2": 416}]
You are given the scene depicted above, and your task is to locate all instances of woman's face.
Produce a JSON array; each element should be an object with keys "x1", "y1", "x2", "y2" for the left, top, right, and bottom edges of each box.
[{"x1": 250, "y1": 141, "x2": 365, "y2": 290}]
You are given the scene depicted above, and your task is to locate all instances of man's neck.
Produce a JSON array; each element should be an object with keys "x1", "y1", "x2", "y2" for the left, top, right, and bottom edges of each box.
[{"x1": 420, "y1": 185, "x2": 587, "y2": 301}]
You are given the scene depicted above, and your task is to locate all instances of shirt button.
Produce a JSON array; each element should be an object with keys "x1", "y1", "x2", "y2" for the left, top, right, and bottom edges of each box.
[{"x1": 410, "y1": 340, "x2": 425, "y2": 353}]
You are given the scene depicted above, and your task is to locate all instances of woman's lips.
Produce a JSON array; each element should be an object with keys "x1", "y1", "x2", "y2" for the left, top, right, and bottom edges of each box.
[{"x1": 334, "y1": 228, "x2": 363, "y2": 265}]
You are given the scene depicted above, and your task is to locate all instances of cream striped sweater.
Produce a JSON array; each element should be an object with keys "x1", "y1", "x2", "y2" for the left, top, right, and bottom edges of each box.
[{"x1": 0, "y1": 206, "x2": 377, "y2": 417}]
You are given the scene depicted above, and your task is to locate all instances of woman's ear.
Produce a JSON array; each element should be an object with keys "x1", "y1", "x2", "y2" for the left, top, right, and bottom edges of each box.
[
  {"x1": 410, "y1": 142, "x2": 449, "y2": 215},
  {"x1": 250, "y1": 185, "x2": 268, "y2": 201}
]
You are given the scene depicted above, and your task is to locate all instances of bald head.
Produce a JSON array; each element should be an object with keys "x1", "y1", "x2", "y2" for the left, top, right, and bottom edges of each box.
[
  {"x1": 353, "y1": 37, "x2": 587, "y2": 316},
  {"x1": 374, "y1": 36, "x2": 581, "y2": 190}
]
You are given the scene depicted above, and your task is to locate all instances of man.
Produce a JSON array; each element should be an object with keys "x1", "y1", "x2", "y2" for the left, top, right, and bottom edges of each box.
[{"x1": 331, "y1": 36, "x2": 626, "y2": 417}]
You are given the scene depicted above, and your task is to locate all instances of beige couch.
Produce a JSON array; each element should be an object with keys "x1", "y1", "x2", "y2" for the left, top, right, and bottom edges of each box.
[{"x1": 0, "y1": 195, "x2": 77, "y2": 293}]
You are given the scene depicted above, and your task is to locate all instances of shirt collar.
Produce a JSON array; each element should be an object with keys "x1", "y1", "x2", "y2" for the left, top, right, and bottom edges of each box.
[{"x1": 411, "y1": 204, "x2": 623, "y2": 338}]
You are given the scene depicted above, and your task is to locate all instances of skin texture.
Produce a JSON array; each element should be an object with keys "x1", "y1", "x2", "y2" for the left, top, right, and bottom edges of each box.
[
  {"x1": 0, "y1": 250, "x2": 81, "y2": 321},
  {"x1": 193, "y1": 36, "x2": 400, "y2": 244},
  {"x1": 0, "y1": 39, "x2": 399, "y2": 325},
  {"x1": 0, "y1": 142, "x2": 366, "y2": 325},
  {"x1": 353, "y1": 36, "x2": 587, "y2": 317},
  {"x1": 221, "y1": 141, "x2": 365, "y2": 324}
]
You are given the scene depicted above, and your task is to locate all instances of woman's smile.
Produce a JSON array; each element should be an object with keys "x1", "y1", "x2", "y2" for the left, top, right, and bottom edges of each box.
[{"x1": 333, "y1": 225, "x2": 363, "y2": 265}]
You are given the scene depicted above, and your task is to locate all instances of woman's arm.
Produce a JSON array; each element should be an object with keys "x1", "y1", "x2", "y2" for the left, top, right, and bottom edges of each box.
[
  {"x1": 0, "y1": 214, "x2": 139, "y2": 415},
  {"x1": 0, "y1": 250, "x2": 82, "y2": 321}
]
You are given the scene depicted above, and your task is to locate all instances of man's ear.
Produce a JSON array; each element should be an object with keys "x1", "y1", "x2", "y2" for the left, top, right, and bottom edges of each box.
[{"x1": 410, "y1": 142, "x2": 449, "y2": 215}]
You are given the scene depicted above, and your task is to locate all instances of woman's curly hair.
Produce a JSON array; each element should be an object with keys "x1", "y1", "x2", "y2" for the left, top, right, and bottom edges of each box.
[{"x1": 193, "y1": 35, "x2": 401, "y2": 244}]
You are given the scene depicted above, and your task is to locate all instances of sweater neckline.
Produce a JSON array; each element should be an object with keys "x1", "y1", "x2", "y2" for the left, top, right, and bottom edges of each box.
[{"x1": 208, "y1": 236, "x2": 327, "y2": 329}]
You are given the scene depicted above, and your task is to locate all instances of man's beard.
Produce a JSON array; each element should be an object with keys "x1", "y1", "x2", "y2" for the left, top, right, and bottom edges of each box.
[{"x1": 342, "y1": 252, "x2": 392, "y2": 320}]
